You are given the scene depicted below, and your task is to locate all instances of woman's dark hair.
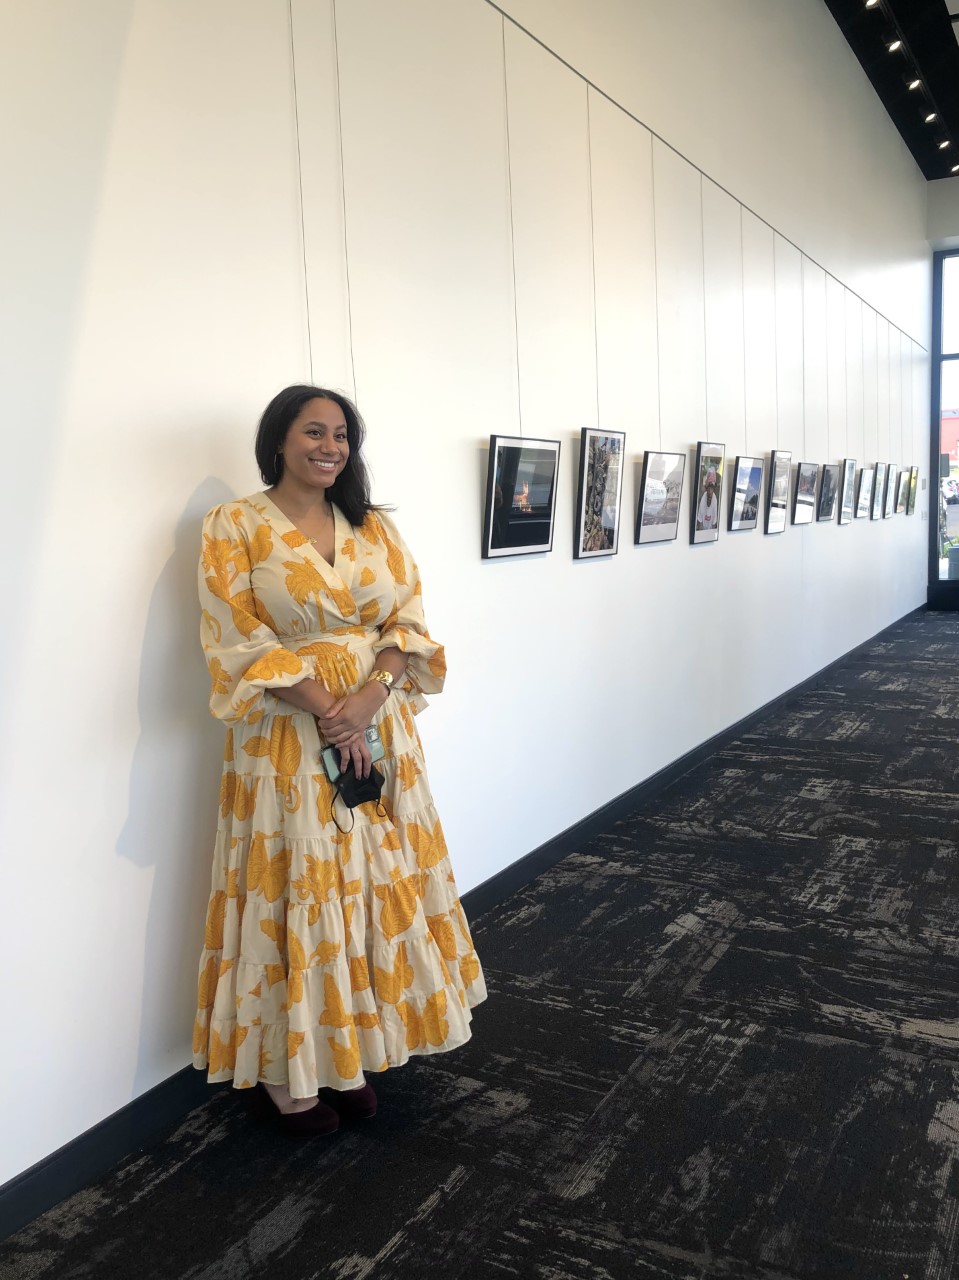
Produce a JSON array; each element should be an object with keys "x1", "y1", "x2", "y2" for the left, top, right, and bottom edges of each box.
[{"x1": 255, "y1": 384, "x2": 376, "y2": 526}]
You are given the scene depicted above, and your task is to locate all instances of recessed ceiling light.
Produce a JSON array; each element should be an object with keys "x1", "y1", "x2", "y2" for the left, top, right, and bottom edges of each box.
[
  {"x1": 926, "y1": 112, "x2": 938, "y2": 123},
  {"x1": 938, "y1": 140, "x2": 952, "y2": 150},
  {"x1": 887, "y1": 38, "x2": 902, "y2": 52}
]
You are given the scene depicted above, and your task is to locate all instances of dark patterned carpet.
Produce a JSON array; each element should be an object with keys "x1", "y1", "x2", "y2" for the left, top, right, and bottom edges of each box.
[{"x1": 4, "y1": 609, "x2": 959, "y2": 1280}]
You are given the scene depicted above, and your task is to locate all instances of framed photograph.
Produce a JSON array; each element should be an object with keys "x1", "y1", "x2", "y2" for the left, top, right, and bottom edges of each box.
[
  {"x1": 635, "y1": 451, "x2": 685, "y2": 544},
  {"x1": 856, "y1": 467, "x2": 875, "y2": 519},
  {"x1": 895, "y1": 468, "x2": 909, "y2": 515},
  {"x1": 907, "y1": 466, "x2": 918, "y2": 515},
  {"x1": 838, "y1": 458, "x2": 857, "y2": 525},
  {"x1": 817, "y1": 464, "x2": 840, "y2": 521},
  {"x1": 482, "y1": 435, "x2": 560, "y2": 559},
  {"x1": 574, "y1": 429, "x2": 625, "y2": 558},
  {"x1": 883, "y1": 463, "x2": 898, "y2": 518},
  {"x1": 728, "y1": 455, "x2": 764, "y2": 532},
  {"x1": 793, "y1": 462, "x2": 818, "y2": 526},
  {"x1": 872, "y1": 462, "x2": 887, "y2": 519},
  {"x1": 765, "y1": 450, "x2": 791, "y2": 535},
  {"x1": 691, "y1": 442, "x2": 725, "y2": 544}
]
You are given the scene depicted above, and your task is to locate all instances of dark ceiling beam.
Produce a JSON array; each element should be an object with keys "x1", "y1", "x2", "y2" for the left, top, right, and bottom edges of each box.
[{"x1": 823, "y1": 0, "x2": 959, "y2": 180}]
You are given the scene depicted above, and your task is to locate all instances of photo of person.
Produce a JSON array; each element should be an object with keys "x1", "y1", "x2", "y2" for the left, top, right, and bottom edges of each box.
[
  {"x1": 728, "y1": 455, "x2": 764, "y2": 531},
  {"x1": 793, "y1": 462, "x2": 818, "y2": 526},
  {"x1": 817, "y1": 464, "x2": 840, "y2": 521},
  {"x1": 635, "y1": 451, "x2": 686, "y2": 544},
  {"x1": 765, "y1": 450, "x2": 791, "y2": 535},
  {"x1": 691, "y1": 442, "x2": 724, "y2": 544}
]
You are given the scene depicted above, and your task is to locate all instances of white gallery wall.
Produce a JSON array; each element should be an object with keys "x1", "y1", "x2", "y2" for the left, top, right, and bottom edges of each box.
[{"x1": 0, "y1": 0, "x2": 931, "y2": 1186}]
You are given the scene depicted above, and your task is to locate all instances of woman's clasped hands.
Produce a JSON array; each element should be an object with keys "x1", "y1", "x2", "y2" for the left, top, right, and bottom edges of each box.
[{"x1": 317, "y1": 685, "x2": 385, "y2": 777}]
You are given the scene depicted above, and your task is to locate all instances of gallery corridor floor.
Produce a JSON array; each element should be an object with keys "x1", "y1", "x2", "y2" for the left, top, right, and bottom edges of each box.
[{"x1": 3, "y1": 608, "x2": 958, "y2": 1280}]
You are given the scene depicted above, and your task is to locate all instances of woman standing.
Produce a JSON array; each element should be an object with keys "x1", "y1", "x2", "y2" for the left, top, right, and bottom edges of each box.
[{"x1": 193, "y1": 385, "x2": 486, "y2": 1136}]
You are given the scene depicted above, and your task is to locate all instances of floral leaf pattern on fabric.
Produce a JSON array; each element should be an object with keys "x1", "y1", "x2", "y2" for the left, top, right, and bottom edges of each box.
[{"x1": 193, "y1": 494, "x2": 486, "y2": 1097}]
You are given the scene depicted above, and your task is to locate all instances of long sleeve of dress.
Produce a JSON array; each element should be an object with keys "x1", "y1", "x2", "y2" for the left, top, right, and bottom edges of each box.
[
  {"x1": 198, "y1": 503, "x2": 317, "y2": 724},
  {"x1": 368, "y1": 513, "x2": 446, "y2": 707}
]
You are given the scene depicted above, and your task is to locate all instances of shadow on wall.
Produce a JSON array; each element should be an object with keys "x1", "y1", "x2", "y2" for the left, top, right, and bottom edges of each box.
[{"x1": 117, "y1": 476, "x2": 234, "y2": 1097}]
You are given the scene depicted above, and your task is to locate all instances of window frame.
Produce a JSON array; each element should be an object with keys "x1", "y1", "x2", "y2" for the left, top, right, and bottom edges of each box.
[{"x1": 928, "y1": 248, "x2": 959, "y2": 606}]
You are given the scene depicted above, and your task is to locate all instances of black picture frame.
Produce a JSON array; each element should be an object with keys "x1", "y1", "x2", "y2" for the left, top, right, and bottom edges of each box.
[
  {"x1": 482, "y1": 435, "x2": 560, "y2": 559},
  {"x1": 765, "y1": 450, "x2": 791, "y2": 535},
  {"x1": 872, "y1": 462, "x2": 887, "y2": 519},
  {"x1": 691, "y1": 441, "x2": 725, "y2": 544},
  {"x1": 883, "y1": 463, "x2": 898, "y2": 518},
  {"x1": 635, "y1": 451, "x2": 685, "y2": 544},
  {"x1": 793, "y1": 462, "x2": 818, "y2": 526},
  {"x1": 838, "y1": 458, "x2": 856, "y2": 525},
  {"x1": 817, "y1": 464, "x2": 840, "y2": 521},
  {"x1": 573, "y1": 428, "x2": 625, "y2": 558},
  {"x1": 728, "y1": 455, "x2": 764, "y2": 531},
  {"x1": 895, "y1": 467, "x2": 909, "y2": 515},
  {"x1": 856, "y1": 467, "x2": 875, "y2": 519},
  {"x1": 907, "y1": 465, "x2": 918, "y2": 515}
]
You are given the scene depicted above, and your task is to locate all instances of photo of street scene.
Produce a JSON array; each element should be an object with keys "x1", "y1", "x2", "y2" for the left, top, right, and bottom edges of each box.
[
  {"x1": 839, "y1": 458, "x2": 857, "y2": 525},
  {"x1": 793, "y1": 463, "x2": 818, "y2": 525},
  {"x1": 728, "y1": 455, "x2": 764, "y2": 531},
  {"x1": 636, "y1": 451, "x2": 685, "y2": 544},
  {"x1": 857, "y1": 467, "x2": 875, "y2": 518},
  {"x1": 817, "y1": 464, "x2": 840, "y2": 521},
  {"x1": 766, "y1": 450, "x2": 791, "y2": 534},
  {"x1": 872, "y1": 462, "x2": 887, "y2": 519},
  {"x1": 884, "y1": 463, "x2": 898, "y2": 518}
]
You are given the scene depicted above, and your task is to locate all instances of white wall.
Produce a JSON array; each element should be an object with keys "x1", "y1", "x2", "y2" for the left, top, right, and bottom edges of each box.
[
  {"x1": 0, "y1": 0, "x2": 931, "y2": 1186},
  {"x1": 928, "y1": 176, "x2": 959, "y2": 249}
]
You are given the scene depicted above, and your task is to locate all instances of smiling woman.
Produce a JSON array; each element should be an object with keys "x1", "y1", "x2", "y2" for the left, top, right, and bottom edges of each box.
[{"x1": 193, "y1": 385, "x2": 487, "y2": 1137}]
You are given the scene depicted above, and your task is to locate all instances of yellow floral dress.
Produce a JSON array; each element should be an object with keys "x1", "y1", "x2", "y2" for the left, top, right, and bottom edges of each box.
[{"x1": 192, "y1": 492, "x2": 487, "y2": 1096}]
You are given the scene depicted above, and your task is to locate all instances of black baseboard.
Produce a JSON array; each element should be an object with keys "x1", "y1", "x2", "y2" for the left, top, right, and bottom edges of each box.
[
  {"x1": 0, "y1": 1067, "x2": 221, "y2": 1242},
  {"x1": 0, "y1": 605, "x2": 925, "y2": 1242}
]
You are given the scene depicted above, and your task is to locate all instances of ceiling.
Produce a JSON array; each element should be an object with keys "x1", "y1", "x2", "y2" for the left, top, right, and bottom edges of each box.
[{"x1": 823, "y1": 0, "x2": 959, "y2": 180}]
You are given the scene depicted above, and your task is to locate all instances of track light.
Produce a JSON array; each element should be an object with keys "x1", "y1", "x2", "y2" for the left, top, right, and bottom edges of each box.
[
  {"x1": 952, "y1": 165, "x2": 959, "y2": 174},
  {"x1": 865, "y1": 0, "x2": 880, "y2": 8},
  {"x1": 925, "y1": 112, "x2": 938, "y2": 123},
  {"x1": 938, "y1": 140, "x2": 952, "y2": 150},
  {"x1": 907, "y1": 77, "x2": 922, "y2": 90},
  {"x1": 887, "y1": 37, "x2": 902, "y2": 52}
]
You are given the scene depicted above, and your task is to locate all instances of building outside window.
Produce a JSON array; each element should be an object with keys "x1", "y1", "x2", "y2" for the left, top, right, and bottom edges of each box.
[{"x1": 936, "y1": 252, "x2": 959, "y2": 579}]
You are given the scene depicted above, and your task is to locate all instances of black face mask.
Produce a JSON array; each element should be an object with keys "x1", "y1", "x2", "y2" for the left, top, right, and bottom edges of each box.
[{"x1": 331, "y1": 761, "x2": 385, "y2": 833}]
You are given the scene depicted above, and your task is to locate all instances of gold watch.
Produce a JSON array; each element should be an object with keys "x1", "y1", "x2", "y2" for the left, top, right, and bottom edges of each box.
[{"x1": 367, "y1": 670, "x2": 394, "y2": 694}]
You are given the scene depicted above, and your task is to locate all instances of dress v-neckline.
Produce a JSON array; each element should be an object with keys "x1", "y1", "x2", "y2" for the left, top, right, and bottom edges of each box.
[{"x1": 255, "y1": 491, "x2": 351, "y2": 585}]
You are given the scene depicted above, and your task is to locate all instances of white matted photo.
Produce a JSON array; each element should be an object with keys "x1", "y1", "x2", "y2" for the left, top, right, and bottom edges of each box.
[
  {"x1": 635, "y1": 451, "x2": 686, "y2": 544},
  {"x1": 574, "y1": 428, "x2": 625, "y2": 558},
  {"x1": 482, "y1": 435, "x2": 561, "y2": 559}
]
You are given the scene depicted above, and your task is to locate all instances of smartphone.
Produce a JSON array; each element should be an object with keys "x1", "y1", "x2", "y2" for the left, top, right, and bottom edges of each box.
[{"x1": 321, "y1": 724, "x2": 385, "y2": 781}]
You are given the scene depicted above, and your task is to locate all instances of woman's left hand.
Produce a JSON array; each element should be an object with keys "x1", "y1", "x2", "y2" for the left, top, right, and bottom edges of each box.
[{"x1": 318, "y1": 685, "x2": 385, "y2": 746}]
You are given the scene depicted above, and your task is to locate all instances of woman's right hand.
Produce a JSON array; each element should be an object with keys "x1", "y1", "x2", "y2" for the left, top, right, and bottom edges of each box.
[{"x1": 339, "y1": 732, "x2": 373, "y2": 779}]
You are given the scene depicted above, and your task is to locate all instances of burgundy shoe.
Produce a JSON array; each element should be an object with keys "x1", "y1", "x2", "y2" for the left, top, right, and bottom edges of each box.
[
  {"x1": 325, "y1": 1080, "x2": 378, "y2": 1121},
  {"x1": 250, "y1": 1084, "x2": 339, "y2": 1137}
]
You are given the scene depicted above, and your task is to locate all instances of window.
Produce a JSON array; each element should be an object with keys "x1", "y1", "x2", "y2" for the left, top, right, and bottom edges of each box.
[{"x1": 935, "y1": 251, "x2": 959, "y2": 580}]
